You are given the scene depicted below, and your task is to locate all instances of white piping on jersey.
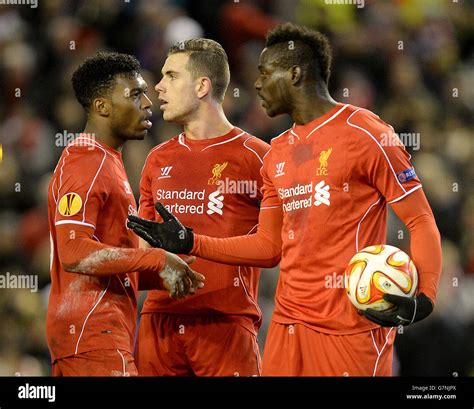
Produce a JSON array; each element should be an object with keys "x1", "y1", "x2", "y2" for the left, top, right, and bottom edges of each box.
[
  {"x1": 70, "y1": 137, "x2": 102, "y2": 149},
  {"x1": 388, "y1": 184, "x2": 423, "y2": 204},
  {"x1": 71, "y1": 136, "x2": 104, "y2": 148},
  {"x1": 355, "y1": 197, "x2": 382, "y2": 252},
  {"x1": 247, "y1": 223, "x2": 258, "y2": 235},
  {"x1": 250, "y1": 332, "x2": 262, "y2": 376},
  {"x1": 292, "y1": 103, "x2": 350, "y2": 140},
  {"x1": 71, "y1": 137, "x2": 123, "y2": 168},
  {"x1": 69, "y1": 137, "x2": 101, "y2": 149},
  {"x1": 149, "y1": 138, "x2": 174, "y2": 154},
  {"x1": 74, "y1": 276, "x2": 111, "y2": 355},
  {"x1": 117, "y1": 349, "x2": 126, "y2": 376},
  {"x1": 386, "y1": 123, "x2": 414, "y2": 162},
  {"x1": 141, "y1": 138, "x2": 174, "y2": 174},
  {"x1": 262, "y1": 148, "x2": 272, "y2": 162},
  {"x1": 289, "y1": 129, "x2": 300, "y2": 140},
  {"x1": 387, "y1": 124, "x2": 412, "y2": 161},
  {"x1": 269, "y1": 104, "x2": 349, "y2": 143},
  {"x1": 259, "y1": 148, "x2": 282, "y2": 210},
  {"x1": 371, "y1": 327, "x2": 394, "y2": 376},
  {"x1": 49, "y1": 233, "x2": 54, "y2": 271},
  {"x1": 56, "y1": 149, "x2": 71, "y2": 224},
  {"x1": 201, "y1": 131, "x2": 245, "y2": 151},
  {"x1": 178, "y1": 133, "x2": 191, "y2": 151},
  {"x1": 55, "y1": 220, "x2": 96, "y2": 229},
  {"x1": 346, "y1": 108, "x2": 407, "y2": 194},
  {"x1": 51, "y1": 179, "x2": 58, "y2": 205},
  {"x1": 82, "y1": 146, "x2": 107, "y2": 224},
  {"x1": 270, "y1": 129, "x2": 290, "y2": 143},
  {"x1": 243, "y1": 137, "x2": 264, "y2": 164},
  {"x1": 55, "y1": 140, "x2": 108, "y2": 226}
]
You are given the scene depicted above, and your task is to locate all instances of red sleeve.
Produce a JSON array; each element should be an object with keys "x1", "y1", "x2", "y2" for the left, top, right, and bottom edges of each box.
[
  {"x1": 390, "y1": 188, "x2": 442, "y2": 303},
  {"x1": 192, "y1": 206, "x2": 282, "y2": 267},
  {"x1": 259, "y1": 149, "x2": 281, "y2": 210},
  {"x1": 243, "y1": 136, "x2": 271, "y2": 202},
  {"x1": 191, "y1": 147, "x2": 282, "y2": 267},
  {"x1": 348, "y1": 110, "x2": 422, "y2": 203},
  {"x1": 56, "y1": 223, "x2": 166, "y2": 282},
  {"x1": 138, "y1": 153, "x2": 156, "y2": 220},
  {"x1": 54, "y1": 146, "x2": 109, "y2": 231}
]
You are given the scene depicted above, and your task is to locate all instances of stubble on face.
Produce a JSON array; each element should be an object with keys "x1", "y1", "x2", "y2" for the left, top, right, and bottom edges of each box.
[{"x1": 159, "y1": 53, "x2": 200, "y2": 124}]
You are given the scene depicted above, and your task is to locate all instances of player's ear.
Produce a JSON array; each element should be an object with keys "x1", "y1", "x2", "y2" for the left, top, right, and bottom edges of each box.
[
  {"x1": 289, "y1": 66, "x2": 302, "y2": 86},
  {"x1": 93, "y1": 98, "x2": 111, "y2": 117},
  {"x1": 196, "y1": 77, "x2": 211, "y2": 100}
]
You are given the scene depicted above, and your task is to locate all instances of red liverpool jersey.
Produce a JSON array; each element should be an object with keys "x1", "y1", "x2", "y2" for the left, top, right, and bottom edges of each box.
[
  {"x1": 47, "y1": 135, "x2": 139, "y2": 361},
  {"x1": 260, "y1": 104, "x2": 422, "y2": 334},
  {"x1": 139, "y1": 127, "x2": 270, "y2": 334}
]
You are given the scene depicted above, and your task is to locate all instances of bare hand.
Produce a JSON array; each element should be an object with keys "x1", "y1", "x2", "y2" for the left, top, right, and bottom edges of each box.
[{"x1": 160, "y1": 252, "x2": 205, "y2": 299}]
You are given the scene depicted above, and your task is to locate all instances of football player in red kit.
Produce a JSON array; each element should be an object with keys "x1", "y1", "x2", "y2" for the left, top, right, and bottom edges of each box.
[
  {"x1": 128, "y1": 39, "x2": 270, "y2": 376},
  {"x1": 128, "y1": 24, "x2": 442, "y2": 376},
  {"x1": 47, "y1": 52, "x2": 204, "y2": 376}
]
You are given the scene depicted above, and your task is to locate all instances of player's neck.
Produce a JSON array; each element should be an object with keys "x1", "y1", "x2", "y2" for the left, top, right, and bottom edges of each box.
[
  {"x1": 83, "y1": 122, "x2": 124, "y2": 151},
  {"x1": 183, "y1": 104, "x2": 233, "y2": 141},
  {"x1": 290, "y1": 83, "x2": 338, "y2": 125}
]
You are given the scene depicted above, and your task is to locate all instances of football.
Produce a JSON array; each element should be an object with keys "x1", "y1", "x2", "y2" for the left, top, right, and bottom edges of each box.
[{"x1": 344, "y1": 244, "x2": 418, "y2": 311}]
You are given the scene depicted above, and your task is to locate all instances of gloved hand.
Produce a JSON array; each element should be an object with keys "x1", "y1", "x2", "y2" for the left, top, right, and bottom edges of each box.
[
  {"x1": 363, "y1": 293, "x2": 434, "y2": 327},
  {"x1": 127, "y1": 202, "x2": 194, "y2": 254}
]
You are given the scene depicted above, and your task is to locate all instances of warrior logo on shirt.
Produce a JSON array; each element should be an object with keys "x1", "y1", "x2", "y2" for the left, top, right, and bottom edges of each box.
[
  {"x1": 275, "y1": 162, "x2": 285, "y2": 178},
  {"x1": 208, "y1": 162, "x2": 228, "y2": 185},
  {"x1": 58, "y1": 193, "x2": 82, "y2": 216},
  {"x1": 316, "y1": 147, "x2": 332, "y2": 176},
  {"x1": 158, "y1": 166, "x2": 173, "y2": 179}
]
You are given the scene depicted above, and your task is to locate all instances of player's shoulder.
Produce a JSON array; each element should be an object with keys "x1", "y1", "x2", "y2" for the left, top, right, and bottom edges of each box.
[
  {"x1": 59, "y1": 136, "x2": 110, "y2": 167},
  {"x1": 144, "y1": 135, "x2": 180, "y2": 162},
  {"x1": 150, "y1": 135, "x2": 181, "y2": 154},
  {"x1": 344, "y1": 105, "x2": 409, "y2": 158},
  {"x1": 345, "y1": 105, "x2": 393, "y2": 141},
  {"x1": 53, "y1": 137, "x2": 112, "y2": 185},
  {"x1": 139, "y1": 135, "x2": 182, "y2": 178},
  {"x1": 268, "y1": 128, "x2": 292, "y2": 149},
  {"x1": 239, "y1": 131, "x2": 270, "y2": 164}
]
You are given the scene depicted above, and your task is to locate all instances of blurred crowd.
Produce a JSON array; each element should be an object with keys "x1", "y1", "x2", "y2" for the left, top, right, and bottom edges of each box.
[{"x1": 0, "y1": 0, "x2": 472, "y2": 376}]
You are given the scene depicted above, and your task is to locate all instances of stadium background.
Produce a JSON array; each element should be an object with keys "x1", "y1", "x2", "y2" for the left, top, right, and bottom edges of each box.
[{"x1": 0, "y1": 0, "x2": 472, "y2": 376}]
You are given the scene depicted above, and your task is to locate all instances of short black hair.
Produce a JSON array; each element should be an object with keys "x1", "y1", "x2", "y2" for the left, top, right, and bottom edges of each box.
[
  {"x1": 71, "y1": 51, "x2": 141, "y2": 112},
  {"x1": 265, "y1": 23, "x2": 332, "y2": 84},
  {"x1": 168, "y1": 38, "x2": 230, "y2": 102}
]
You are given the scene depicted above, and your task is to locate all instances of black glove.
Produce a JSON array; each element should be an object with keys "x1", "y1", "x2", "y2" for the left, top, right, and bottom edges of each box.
[
  {"x1": 363, "y1": 293, "x2": 433, "y2": 327},
  {"x1": 127, "y1": 202, "x2": 194, "y2": 254}
]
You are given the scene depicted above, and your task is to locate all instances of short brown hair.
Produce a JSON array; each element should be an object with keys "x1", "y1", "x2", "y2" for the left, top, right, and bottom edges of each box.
[{"x1": 168, "y1": 38, "x2": 230, "y2": 102}]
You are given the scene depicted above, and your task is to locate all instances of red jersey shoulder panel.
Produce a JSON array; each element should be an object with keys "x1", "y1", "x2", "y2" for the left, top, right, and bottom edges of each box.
[
  {"x1": 53, "y1": 142, "x2": 112, "y2": 230},
  {"x1": 345, "y1": 107, "x2": 422, "y2": 203}
]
